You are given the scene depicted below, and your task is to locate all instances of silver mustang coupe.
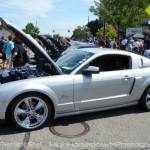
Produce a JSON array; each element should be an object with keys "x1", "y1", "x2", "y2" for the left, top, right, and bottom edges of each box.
[{"x1": 0, "y1": 18, "x2": 150, "y2": 131}]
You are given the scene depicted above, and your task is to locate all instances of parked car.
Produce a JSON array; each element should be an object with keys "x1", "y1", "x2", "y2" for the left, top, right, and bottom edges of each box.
[
  {"x1": 61, "y1": 42, "x2": 101, "y2": 56},
  {"x1": 33, "y1": 34, "x2": 61, "y2": 60},
  {"x1": 47, "y1": 36, "x2": 70, "y2": 52},
  {"x1": 0, "y1": 18, "x2": 150, "y2": 131}
]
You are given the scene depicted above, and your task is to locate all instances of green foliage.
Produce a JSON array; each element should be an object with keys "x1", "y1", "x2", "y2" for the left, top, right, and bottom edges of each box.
[
  {"x1": 72, "y1": 25, "x2": 92, "y2": 41},
  {"x1": 53, "y1": 34, "x2": 60, "y2": 39},
  {"x1": 87, "y1": 19, "x2": 103, "y2": 36},
  {"x1": 90, "y1": 0, "x2": 150, "y2": 30},
  {"x1": 22, "y1": 23, "x2": 40, "y2": 34},
  {"x1": 44, "y1": 34, "x2": 52, "y2": 39},
  {"x1": 96, "y1": 24, "x2": 117, "y2": 38}
]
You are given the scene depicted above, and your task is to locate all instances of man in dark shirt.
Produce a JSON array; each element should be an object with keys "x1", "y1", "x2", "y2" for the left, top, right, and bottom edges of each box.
[
  {"x1": 12, "y1": 38, "x2": 28, "y2": 67},
  {"x1": 144, "y1": 38, "x2": 150, "y2": 50}
]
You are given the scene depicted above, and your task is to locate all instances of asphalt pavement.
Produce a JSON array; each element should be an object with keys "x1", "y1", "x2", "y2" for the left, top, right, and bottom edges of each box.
[{"x1": 0, "y1": 106, "x2": 150, "y2": 150}]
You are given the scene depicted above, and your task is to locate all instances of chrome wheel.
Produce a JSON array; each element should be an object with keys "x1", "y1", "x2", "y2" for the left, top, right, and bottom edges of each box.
[
  {"x1": 146, "y1": 92, "x2": 150, "y2": 109},
  {"x1": 14, "y1": 96, "x2": 49, "y2": 129}
]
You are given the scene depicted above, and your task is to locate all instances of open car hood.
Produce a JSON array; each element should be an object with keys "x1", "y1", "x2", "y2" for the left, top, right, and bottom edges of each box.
[
  {"x1": 0, "y1": 17, "x2": 63, "y2": 75},
  {"x1": 47, "y1": 36, "x2": 66, "y2": 51},
  {"x1": 32, "y1": 33, "x2": 61, "y2": 60}
]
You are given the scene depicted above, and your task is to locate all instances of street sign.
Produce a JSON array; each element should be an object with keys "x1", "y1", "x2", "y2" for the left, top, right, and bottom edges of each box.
[
  {"x1": 145, "y1": 5, "x2": 150, "y2": 16},
  {"x1": 126, "y1": 28, "x2": 143, "y2": 37}
]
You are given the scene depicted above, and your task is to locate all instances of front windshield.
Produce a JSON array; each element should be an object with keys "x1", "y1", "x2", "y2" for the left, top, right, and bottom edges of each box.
[
  {"x1": 61, "y1": 45, "x2": 78, "y2": 55},
  {"x1": 56, "y1": 50, "x2": 94, "y2": 74}
]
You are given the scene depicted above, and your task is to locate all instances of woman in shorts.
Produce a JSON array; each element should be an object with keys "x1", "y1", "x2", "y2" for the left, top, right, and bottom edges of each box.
[{"x1": 3, "y1": 35, "x2": 14, "y2": 68}]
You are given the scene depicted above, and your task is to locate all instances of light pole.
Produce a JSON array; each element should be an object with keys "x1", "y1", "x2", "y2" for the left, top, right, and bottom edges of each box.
[
  {"x1": 148, "y1": 20, "x2": 150, "y2": 49},
  {"x1": 103, "y1": 20, "x2": 106, "y2": 37},
  {"x1": 148, "y1": 20, "x2": 150, "y2": 39}
]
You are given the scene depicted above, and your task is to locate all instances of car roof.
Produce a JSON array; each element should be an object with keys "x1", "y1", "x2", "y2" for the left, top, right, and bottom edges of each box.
[
  {"x1": 77, "y1": 44, "x2": 100, "y2": 49},
  {"x1": 78, "y1": 47, "x2": 140, "y2": 56},
  {"x1": 78, "y1": 47, "x2": 118, "y2": 54}
]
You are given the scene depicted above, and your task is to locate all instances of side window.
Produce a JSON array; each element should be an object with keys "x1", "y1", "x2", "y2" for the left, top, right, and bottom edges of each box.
[{"x1": 90, "y1": 54, "x2": 132, "y2": 72}]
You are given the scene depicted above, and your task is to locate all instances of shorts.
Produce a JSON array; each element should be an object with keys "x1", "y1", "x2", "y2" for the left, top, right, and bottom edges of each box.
[{"x1": 6, "y1": 54, "x2": 12, "y2": 61}]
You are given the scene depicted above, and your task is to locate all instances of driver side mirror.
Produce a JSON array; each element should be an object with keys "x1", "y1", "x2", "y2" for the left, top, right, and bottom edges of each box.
[{"x1": 82, "y1": 66, "x2": 99, "y2": 75}]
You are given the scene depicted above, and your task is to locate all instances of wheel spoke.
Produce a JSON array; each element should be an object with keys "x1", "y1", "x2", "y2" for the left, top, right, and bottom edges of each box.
[
  {"x1": 34, "y1": 113, "x2": 44, "y2": 122},
  {"x1": 147, "y1": 94, "x2": 150, "y2": 99},
  {"x1": 34, "y1": 101, "x2": 45, "y2": 111},
  {"x1": 22, "y1": 116, "x2": 31, "y2": 127},
  {"x1": 24, "y1": 98, "x2": 32, "y2": 110},
  {"x1": 16, "y1": 108, "x2": 28, "y2": 116},
  {"x1": 147, "y1": 100, "x2": 150, "y2": 106}
]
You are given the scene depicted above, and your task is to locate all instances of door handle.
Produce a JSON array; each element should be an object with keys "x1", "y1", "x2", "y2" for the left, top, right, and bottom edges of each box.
[{"x1": 123, "y1": 76, "x2": 132, "y2": 80}]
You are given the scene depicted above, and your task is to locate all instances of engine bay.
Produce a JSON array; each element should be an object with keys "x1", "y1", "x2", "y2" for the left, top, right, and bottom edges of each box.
[{"x1": 0, "y1": 57, "x2": 59, "y2": 84}]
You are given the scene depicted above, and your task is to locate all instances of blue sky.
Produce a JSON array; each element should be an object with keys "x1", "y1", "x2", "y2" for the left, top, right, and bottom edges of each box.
[{"x1": 0, "y1": 0, "x2": 97, "y2": 37}]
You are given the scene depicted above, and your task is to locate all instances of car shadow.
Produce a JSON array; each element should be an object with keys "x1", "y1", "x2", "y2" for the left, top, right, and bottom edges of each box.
[
  {"x1": 0, "y1": 105, "x2": 145, "y2": 135},
  {"x1": 49, "y1": 105, "x2": 145, "y2": 127},
  {"x1": 0, "y1": 121, "x2": 23, "y2": 135}
]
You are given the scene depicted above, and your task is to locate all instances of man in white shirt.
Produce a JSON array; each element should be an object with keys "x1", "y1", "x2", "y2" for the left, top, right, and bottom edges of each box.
[
  {"x1": 121, "y1": 38, "x2": 127, "y2": 50},
  {"x1": 133, "y1": 39, "x2": 140, "y2": 53}
]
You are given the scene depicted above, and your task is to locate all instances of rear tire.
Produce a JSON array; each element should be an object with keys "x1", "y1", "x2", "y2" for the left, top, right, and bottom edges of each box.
[
  {"x1": 9, "y1": 93, "x2": 51, "y2": 131},
  {"x1": 139, "y1": 87, "x2": 150, "y2": 111}
]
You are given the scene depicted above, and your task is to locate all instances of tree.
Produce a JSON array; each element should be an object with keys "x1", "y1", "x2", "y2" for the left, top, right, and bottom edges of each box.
[
  {"x1": 87, "y1": 19, "x2": 103, "y2": 36},
  {"x1": 53, "y1": 34, "x2": 60, "y2": 39},
  {"x1": 22, "y1": 23, "x2": 40, "y2": 34},
  {"x1": 90, "y1": 0, "x2": 150, "y2": 31},
  {"x1": 96, "y1": 24, "x2": 117, "y2": 39},
  {"x1": 72, "y1": 25, "x2": 92, "y2": 41},
  {"x1": 44, "y1": 34, "x2": 52, "y2": 39}
]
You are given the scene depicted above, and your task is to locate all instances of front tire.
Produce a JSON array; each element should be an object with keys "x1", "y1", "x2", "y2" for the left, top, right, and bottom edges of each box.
[
  {"x1": 139, "y1": 87, "x2": 150, "y2": 111},
  {"x1": 9, "y1": 93, "x2": 51, "y2": 131}
]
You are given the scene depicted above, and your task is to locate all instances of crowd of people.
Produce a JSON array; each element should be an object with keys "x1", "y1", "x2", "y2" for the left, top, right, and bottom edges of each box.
[
  {"x1": 0, "y1": 35, "x2": 28, "y2": 69},
  {"x1": 0, "y1": 34, "x2": 150, "y2": 70},
  {"x1": 89, "y1": 36, "x2": 150, "y2": 57}
]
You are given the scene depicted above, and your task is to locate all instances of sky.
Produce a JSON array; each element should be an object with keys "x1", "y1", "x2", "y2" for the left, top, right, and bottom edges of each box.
[{"x1": 0, "y1": 0, "x2": 97, "y2": 37}]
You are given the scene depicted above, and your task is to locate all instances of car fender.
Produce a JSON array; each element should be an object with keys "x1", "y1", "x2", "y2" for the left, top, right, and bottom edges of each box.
[
  {"x1": 0, "y1": 82, "x2": 58, "y2": 119},
  {"x1": 15, "y1": 83, "x2": 57, "y2": 104}
]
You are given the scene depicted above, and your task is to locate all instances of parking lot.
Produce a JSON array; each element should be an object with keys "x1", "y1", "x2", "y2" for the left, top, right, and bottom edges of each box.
[{"x1": 0, "y1": 105, "x2": 150, "y2": 150}]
